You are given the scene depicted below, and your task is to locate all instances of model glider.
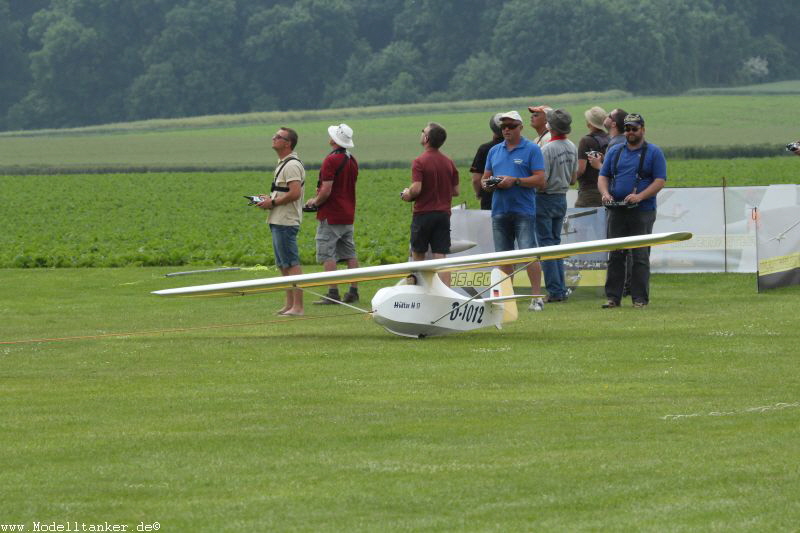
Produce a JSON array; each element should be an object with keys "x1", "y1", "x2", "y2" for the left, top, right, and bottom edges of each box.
[{"x1": 153, "y1": 232, "x2": 692, "y2": 338}]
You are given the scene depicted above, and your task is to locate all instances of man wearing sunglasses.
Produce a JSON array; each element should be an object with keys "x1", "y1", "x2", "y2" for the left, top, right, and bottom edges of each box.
[
  {"x1": 481, "y1": 110, "x2": 546, "y2": 311},
  {"x1": 597, "y1": 114, "x2": 667, "y2": 309},
  {"x1": 257, "y1": 127, "x2": 306, "y2": 315},
  {"x1": 528, "y1": 104, "x2": 552, "y2": 146}
]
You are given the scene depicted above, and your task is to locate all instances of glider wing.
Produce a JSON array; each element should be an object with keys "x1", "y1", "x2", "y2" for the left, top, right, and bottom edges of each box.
[{"x1": 152, "y1": 231, "x2": 691, "y2": 297}]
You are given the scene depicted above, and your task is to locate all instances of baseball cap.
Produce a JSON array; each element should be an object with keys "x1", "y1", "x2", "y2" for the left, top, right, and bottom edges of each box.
[
  {"x1": 527, "y1": 105, "x2": 551, "y2": 114},
  {"x1": 623, "y1": 113, "x2": 645, "y2": 126},
  {"x1": 497, "y1": 110, "x2": 523, "y2": 123}
]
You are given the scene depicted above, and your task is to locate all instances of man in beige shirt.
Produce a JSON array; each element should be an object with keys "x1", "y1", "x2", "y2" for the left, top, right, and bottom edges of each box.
[{"x1": 258, "y1": 127, "x2": 306, "y2": 315}]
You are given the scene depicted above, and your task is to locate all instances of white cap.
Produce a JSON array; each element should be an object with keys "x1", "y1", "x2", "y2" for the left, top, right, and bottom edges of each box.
[
  {"x1": 327, "y1": 123, "x2": 354, "y2": 149},
  {"x1": 497, "y1": 110, "x2": 523, "y2": 123}
]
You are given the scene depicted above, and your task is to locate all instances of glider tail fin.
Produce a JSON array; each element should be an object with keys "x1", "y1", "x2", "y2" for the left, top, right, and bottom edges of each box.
[{"x1": 490, "y1": 267, "x2": 518, "y2": 326}]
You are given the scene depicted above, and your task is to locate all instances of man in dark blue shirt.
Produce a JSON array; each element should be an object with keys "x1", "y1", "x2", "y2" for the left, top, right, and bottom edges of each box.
[{"x1": 598, "y1": 113, "x2": 666, "y2": 309}]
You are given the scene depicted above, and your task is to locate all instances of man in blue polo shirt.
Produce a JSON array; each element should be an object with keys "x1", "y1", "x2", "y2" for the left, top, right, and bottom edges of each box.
[
  {"x1": 481, "y1": 110, "x2": 546, "y2": 311},
  {"x1": 598, "y1": 113, "x2": 667, "y2": 309}
]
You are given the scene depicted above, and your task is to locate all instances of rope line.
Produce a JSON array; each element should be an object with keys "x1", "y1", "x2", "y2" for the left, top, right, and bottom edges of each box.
[{"x1": 0, "y1": 311, "x2": 369, "y2": 346}]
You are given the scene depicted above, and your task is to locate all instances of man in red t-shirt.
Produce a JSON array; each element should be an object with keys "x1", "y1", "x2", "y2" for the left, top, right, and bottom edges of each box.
[
  {"x1": 400, "y1": 122, "x2": 460, "y2": 285},
  {"x1": 305, "y1": 123, "x2": 360, "y2": 304}
]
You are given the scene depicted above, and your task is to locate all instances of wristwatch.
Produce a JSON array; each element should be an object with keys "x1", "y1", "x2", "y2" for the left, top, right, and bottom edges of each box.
[{"x1": 515, "y1": 178, "x2": 521, "y2": 186}]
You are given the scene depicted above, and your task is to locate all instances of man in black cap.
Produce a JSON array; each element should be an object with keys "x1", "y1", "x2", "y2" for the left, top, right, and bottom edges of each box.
[{"x1": 597, "y1": 113, "x2": 667, "y2": 309}]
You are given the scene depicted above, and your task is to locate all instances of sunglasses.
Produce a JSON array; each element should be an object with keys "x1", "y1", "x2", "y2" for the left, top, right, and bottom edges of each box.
[
  {"x1": 500, "y1": 123, "x2": 520, "y2": 130},
  {"x1": 272, "y1": 134, "x2": 290, "y2": 141},
  {"x1": 624, "y1": 126, "x2": 641, "y2": 132}
]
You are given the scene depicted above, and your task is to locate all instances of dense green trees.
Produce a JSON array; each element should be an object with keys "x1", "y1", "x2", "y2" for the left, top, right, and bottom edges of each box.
[{"x1": 1, "y1": 0, "x2": 798, "y2": 131}]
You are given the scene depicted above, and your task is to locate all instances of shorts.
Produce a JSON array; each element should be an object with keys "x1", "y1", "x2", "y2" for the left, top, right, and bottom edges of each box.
[
  {"x1": 270, "y1": 223, "x2": 300, "y2": 268},
  {"x1": 410, "y1": 211, "x2": 451, "y2": 254},
  {"x1": 315, "y1": 220, "x2": 356, "y2": 262}
]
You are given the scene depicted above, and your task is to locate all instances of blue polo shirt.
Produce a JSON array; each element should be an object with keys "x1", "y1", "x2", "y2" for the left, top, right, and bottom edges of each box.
[
  {"x1": 484, "y1": 136, "x2": 545, "y2": 216},
  {"x1": 600, "y1": 142, "x2": 667, "y2": 211}
]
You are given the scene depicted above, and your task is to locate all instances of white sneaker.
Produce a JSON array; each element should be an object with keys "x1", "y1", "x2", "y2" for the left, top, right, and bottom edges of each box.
[{"x1": 528, "y1": 298, "x2": 544, "y2": 312}]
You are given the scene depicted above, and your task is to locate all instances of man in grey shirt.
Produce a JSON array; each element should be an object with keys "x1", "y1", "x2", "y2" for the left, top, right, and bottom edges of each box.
[{"x1": 536, "y1": 108, "x2": 578, "y2": 302}]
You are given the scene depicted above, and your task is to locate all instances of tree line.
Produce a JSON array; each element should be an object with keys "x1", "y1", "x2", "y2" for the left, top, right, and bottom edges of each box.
[{"x1": 2, "y1": 0, "x2": 798, "y2": 131}]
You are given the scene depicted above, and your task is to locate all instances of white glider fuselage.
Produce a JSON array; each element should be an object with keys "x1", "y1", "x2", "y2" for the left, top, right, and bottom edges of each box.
[{"x1": 371, "y1": 269, "x2": 514, "y2": 338}]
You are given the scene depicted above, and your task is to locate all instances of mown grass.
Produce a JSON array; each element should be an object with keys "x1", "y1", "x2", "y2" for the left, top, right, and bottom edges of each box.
[
  {"x1": 1, "y1": 158, "x2": 794, "y2": 268},
  {"x1": 2, "y1": 90, "x2": 799, "y2": 173},
  {"x1": 1, "y1": 268, "x2": 798, "y2": 531}
]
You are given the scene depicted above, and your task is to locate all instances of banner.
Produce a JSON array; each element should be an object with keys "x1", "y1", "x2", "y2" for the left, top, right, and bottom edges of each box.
[
  {"x1": 756, "y1": 191, "x2": 800, "y2": 291},
  {"x1": 448, "y1": 185, "x2": 799, "y2": 285},
  {"x1": 450, "y1": 206, "x2": 607, "y2": 289}
]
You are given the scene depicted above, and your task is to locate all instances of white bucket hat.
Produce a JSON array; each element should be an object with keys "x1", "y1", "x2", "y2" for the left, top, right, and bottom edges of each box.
[{"x1": 328, "y1": 123, "x2": 354, "y2": 148}]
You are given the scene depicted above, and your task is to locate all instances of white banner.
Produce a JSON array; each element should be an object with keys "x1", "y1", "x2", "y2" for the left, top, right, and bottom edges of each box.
[
  {"x1": 755, "y1": 186, "x2": 800, "y2": 291},
  {"x1": 450, "y1": 185, "x2": 799, "y2": 280}
]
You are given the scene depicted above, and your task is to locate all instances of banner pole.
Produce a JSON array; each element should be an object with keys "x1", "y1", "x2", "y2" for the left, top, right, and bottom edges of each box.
[
  {"x1": 754, "y1": 207, "x2": 761, "y2": 293},
  {"x1": 722, "y1": 176, "x2": 728, "y2": 273}
]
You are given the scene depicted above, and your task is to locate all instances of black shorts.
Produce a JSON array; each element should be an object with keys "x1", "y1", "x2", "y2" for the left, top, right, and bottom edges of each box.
[{"x1": 410, "y1": 211, "x2": 451, "y2": 254}]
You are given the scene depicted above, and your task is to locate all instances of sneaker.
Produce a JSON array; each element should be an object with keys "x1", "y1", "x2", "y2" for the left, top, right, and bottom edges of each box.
[
  {"x1": 313, "y1": 291, "x2": 340, "y2": 305},
  {"x1": 342, "y1": 290, "x2": 359, "y2": 303},
  {"x1": 601, "y1": 300, "x2": 619, "y2": 309},
  {"x1": 546, "y1": 295, "x2": 567, "y2": 303},
  {"x1": 632, "y1": 301, "x2": 648, "y2": 309},
  {"x1": 528, "y1": 298, "x2": 544, "y2": 312}
]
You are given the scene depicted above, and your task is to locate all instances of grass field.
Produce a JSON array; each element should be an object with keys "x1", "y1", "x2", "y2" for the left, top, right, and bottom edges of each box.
[
  {"x1": 2, "y1": 90, "x2": 800, "y2": 172},
  {"x1": 1, "y1": 268, "x2": 798, "y2": 531},
  {"x1": 1, "y1": 158, "x2": 796, "y2": 268}
]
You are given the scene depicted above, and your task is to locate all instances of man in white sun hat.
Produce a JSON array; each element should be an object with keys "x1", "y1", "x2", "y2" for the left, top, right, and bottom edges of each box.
[{"x1": 305, "y1": 123, "x2": 361, "y2": 304}]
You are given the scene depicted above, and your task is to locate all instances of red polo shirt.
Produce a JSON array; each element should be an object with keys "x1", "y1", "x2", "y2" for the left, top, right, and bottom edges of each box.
[
  {"x1": 317, "y1": 151, "x2": 358, "y2": 225},
  {"x1": 411, "y1": 149, "x2": 459, "y2": 214}
]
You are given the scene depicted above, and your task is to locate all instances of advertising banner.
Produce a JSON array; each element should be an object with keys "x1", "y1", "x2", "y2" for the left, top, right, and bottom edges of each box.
[
  {"x1": 449, "y1": 186, "x2": 798, "y2": 286},
  {"x1": 755, "y1": 186, "x2": 800, "y2": 291}
]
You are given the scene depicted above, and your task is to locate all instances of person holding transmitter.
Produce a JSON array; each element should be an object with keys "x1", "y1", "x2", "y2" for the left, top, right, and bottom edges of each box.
[
  {"x1": 257, "y1": 126, "x2": 305, "y2": 316},
  {"x1": 481, "y1": 110, "x2": 546, "y2": 311},
  {"x1": 597, "y1": 113, "x2": 667, "y2": 309}
]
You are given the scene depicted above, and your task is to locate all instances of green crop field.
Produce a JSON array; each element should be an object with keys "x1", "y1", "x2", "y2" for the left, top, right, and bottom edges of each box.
[
  {"x1": 2, "y1": 89, "x2": 800, "y2": 173},
  {"x1": 1, "y1": 268, "x2": 798, "y2": 531},
  {"x1": 1, "y1": 158, "x2": 795, "y2": 268}
]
